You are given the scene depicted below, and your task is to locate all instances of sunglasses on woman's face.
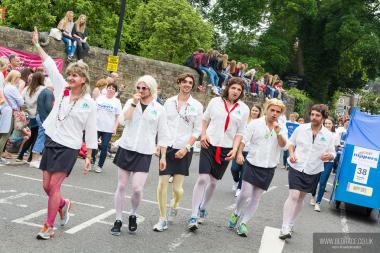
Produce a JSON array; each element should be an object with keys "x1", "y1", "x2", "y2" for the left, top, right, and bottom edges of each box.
[{"x1": 136, "y1": 86, "x2": 148, "y2": 91}]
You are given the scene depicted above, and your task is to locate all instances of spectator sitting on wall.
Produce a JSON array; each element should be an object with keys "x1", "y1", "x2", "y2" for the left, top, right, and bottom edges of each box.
[
  {"x1": 58, "y1": 11, "x2": 76, "y2": 62},
  {"x1": 73, "y1": 14, "x2": 90, "y2": 62}
]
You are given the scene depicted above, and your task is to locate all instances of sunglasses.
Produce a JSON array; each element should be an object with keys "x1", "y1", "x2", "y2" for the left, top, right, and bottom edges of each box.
[{"x1": 136, "y1": 86, "x2": 148, "y2": 91}]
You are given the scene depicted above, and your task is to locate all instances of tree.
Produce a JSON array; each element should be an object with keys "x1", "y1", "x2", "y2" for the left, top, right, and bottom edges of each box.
[
  {"x1": 128, "y1": 0, "x2": 212, "y2": 64},
  {"x1": 358, "y1": 92, "x2": 380, "y2": 115}
]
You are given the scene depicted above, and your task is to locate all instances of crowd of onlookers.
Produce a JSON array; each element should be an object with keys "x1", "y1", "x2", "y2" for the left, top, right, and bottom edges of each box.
[{"x1": 185, "y1": 48, "x2": 286, "y2": 100}]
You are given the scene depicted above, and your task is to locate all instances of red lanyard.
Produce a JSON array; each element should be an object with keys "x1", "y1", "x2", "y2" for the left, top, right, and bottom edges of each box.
[{"x1": 215, "y1": 100, "x2": 239, "y2": 164}]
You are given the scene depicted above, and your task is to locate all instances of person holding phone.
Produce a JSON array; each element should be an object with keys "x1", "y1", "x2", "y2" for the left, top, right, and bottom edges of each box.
[{"x1": 227, "y1": 99, "x2": 288, "y2": 237}]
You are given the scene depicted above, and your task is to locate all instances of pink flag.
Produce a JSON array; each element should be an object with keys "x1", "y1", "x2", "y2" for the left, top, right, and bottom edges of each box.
[{"x1": 0, "y1": 46, "x2": 64, "y2": 73}]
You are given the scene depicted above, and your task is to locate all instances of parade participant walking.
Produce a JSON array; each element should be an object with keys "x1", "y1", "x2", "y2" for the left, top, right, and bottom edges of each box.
[
  {"x1": 279, "y1": 104, "x2": 335, "y2": 240},
  {"x1": 231, "y1": 104, "x2": 262, "y2": 197},
  {"x1": 32, "y1": 29, "x2": 97, "y2": 240},
  {"x1": 111, "y1": 75, "x2": 170, "y2": 236},
  {"x1": 188, "y1": 77, "x2": 249, "y2": 231},
  {"x1": 91, "y1": 83, "x2": 121, "y2": 173},
  {"x1": 314, "y1": 117, "x2": 340, "y2": 212},
  {"x1": 228, "y1": 99, "x2": 287, "y2": 237},
  {"x1": 153, "y1": 73, "x2": 203, "y2": 232}
]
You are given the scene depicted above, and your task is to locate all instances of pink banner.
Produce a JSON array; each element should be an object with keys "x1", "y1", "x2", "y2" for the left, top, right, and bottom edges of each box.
[{"x1": 0, "y1": 46, "x2": 64, "y2": 73}]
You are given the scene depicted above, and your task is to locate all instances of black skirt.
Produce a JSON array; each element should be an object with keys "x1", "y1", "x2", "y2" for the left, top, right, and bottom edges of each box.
[
  {"x1": 39, "y1": 135, "x2": 79, "y2": 177},
  {"x1": 199, "y1": 145, "x2": 232, "y2": 180},
  {"x1": 113, "y1": 147, "x2": 152, "y2": 173},
  {"x1": 159, "y1": 147, "x2": 193, "y2": 176},
  {"x1": 242, "y1": 162, "x2": 276, "y2": 191},
  {"x1": 288, "y1": 166, "x2": 321, "y2": 193}
]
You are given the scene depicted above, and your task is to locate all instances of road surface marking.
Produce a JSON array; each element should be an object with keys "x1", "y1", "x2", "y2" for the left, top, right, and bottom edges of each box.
[{"x1": 258, "y1": 226, "x2": 285, "y2": 253}]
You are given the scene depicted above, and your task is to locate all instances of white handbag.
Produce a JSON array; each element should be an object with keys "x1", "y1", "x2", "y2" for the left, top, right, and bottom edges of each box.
[{"x1": 49, "y1": 28, "x2": 62, "y2": 41}]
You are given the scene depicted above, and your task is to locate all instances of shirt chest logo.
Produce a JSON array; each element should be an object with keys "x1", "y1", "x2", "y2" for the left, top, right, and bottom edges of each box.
[{"x1": 81, "y1": 102, "x2": 90, "y2": 110}]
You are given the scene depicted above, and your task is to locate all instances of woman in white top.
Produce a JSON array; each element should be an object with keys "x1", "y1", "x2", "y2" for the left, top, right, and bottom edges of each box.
[
  {"x1": 188, "y1": 77, "x2": 250, "y2": 231},
  {"x1": 32, "y1": 30, "x2": 97, "y2": 240},
  {"x1": 231, "y1": 104, "x2": 262, "y2": 197},
  {"x1": 91, "y1": 82, "x2": 121, "y2": 173},
  {"x1": 153, "y1": 73, "x2": 203, "y2": 232},
  {"x1": 58, "y1": 11, "x2": 76, "y2": 61},
  {"x1": 16, "y1": 72, "x2": 45, "y2": 162},
  {"x1": 111, "y1": 75, "x2": 170, "y2": 236}
]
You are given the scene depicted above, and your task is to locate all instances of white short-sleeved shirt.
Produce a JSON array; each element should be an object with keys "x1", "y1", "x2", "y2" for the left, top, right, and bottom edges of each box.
[
  {"x1": 204, "y1": 97, "x2": 249, "y2": 148},
  {"x1": 118, "y1": 99, "x2": 171, "y2": 155},
  {"x1": 42, "y1": 57, "x2": 98, "y2": 150},
  {"x1": 164, "y1": 95, "x2": 203, "y2": 149},
  {"x1": 244, "y1": 117, "x2": 288, "y2": 168},
  {"x1": 287, "y1": 123, "x2": 336, "y2": 175},
  {"x1": 95, "y1": 95, "x2": 122, "y2": 133}
]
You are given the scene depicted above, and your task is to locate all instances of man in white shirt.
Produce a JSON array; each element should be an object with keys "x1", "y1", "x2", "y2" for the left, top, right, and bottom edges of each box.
[
  {"x1": 153, "y1": 73, "x2": 203, "y2": 232},
  {"x1": 111, "y1": 75, "x2": 170, "y2": 236},
  {"x1": 279, "y1": 104, "x2": 336, "y2": 240},
  {"x1": 227, "y1": 98, "x2": 288, "y2": 237},
  {"x1": 188, "y1": 77, "x2": 250, "y2": 231}
]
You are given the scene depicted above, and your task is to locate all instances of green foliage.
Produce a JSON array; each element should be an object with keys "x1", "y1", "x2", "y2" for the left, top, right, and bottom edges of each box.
[
  {"x1": 128, "y1": 0, "x2": 212, "y2": 64},
  {"x1": 358, "y1": 92, "x2": 380, "y2": 115},
  {"x1": 286, "y1": 87, "x2": 313, "y2": 117}
]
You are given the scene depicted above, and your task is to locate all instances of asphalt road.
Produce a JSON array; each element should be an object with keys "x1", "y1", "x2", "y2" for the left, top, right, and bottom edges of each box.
[{"x1": 1, "y1": 154, "x2": 379, "y2": 253}]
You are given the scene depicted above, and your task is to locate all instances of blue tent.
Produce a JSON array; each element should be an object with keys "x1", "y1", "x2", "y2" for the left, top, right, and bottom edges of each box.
[{"x1": 331, "y1": 108, "x2": 380, "y2": 209}]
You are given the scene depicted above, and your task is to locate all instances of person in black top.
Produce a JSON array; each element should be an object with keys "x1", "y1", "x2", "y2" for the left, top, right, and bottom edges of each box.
[{"x1": 73, "y1": 14, "x2": 90, "y2": 61}]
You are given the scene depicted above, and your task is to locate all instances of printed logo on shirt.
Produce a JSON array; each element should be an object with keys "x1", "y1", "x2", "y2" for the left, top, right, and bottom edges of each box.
[
  {"x1": 320, "y1": 136, "x2": 327, "y2": 142},
  {"x1": 150, "y1": 110, "x2": 157, "y2": 116},
  {"x1": 82, "y1": 102, "x2": 90, "y2": 110}
]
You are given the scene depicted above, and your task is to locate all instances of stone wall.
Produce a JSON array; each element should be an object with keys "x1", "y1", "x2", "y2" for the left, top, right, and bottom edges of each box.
[{"x1": 0, "y1": 26, "x2": 294, "y2": 113}]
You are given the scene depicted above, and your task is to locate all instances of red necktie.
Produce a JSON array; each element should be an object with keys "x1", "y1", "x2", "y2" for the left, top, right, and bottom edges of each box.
[{"x1": 215, "y1": 100, "x2": 239, "y2": 164}]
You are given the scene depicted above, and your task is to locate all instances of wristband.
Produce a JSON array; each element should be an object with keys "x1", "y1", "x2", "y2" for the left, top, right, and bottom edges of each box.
[
  {"x1": 34, "y1": 43, "x2": 41, "y2": 48},
  {"x1": 185, "y1": 144, "x2": 192, "y2": 152},
  {"x1": 161, "y1": 152, "x2": 166, "y2": 159},
  {"x1": 232, "y1": 147, "x2": 238, "y2": 152},
  {"x1": 276, "y1": 131, "x2": 281, "y2": 136},
  {"x1": 131, "y1": 103, "x2": 137, "y2": 107}
]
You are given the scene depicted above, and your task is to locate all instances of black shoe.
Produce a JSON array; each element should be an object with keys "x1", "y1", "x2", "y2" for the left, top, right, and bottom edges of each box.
[
  {"x1": 111, "y1": 220, "x2": 122, "y2": 236},
  {"x1": 128, "y1": 215, "x2": 137, "y2": 232}
]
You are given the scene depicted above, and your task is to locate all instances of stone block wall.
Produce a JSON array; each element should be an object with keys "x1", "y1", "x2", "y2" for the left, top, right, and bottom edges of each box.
[{"x1": 0, "y1": 26, "x2": 294, "y2": 113}]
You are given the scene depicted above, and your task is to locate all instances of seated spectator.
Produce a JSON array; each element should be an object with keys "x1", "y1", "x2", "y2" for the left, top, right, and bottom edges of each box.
[
  {"x1": 58, "y1": 11, "x2": 76, "y2": 62},
  {"x1": 186, "y1": 48, "x2": 205, "y2": 91},
  {"x1": 199, "y1": 49, "x2": 219, "y2": 91},
  {"x1": 73, "y1": 14, "x2": 90, "y2": 62}
]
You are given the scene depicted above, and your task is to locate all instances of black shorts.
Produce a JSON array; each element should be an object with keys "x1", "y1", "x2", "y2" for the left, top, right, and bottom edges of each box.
[
  {"x1": 199, "y1": 145, "x2": 231, "y2": 180},
  {"x1": 39, "y1": 135, "x2": 79, "y2": 177},
  {"x1": 242, "y1": 162, "x2": 276, "y2": 191},
  {"x1": 159, "y1": 147, "x2": 193, "y2": 176},
  {"x1": 113, "y1": 147, "x2": 152, "y2": 173},
  {"x1": 288, "y1": 166, "x2": 321, "y2": 193}
]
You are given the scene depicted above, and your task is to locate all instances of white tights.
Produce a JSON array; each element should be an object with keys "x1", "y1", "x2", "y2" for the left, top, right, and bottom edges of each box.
[
  {"x1": 191, "y1": 174, "x2": 218, "y2": 217},
  {"x1": 282, "y1": 189, "x2": 307, "y2": 227},
  {"x1": 114, "y1": 168, "x2": 149, "y2": 221}
]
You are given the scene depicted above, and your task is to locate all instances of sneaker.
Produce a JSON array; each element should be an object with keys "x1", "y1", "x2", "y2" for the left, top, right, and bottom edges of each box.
[
  {"x1": 128, "y1": 215, "x2": 137, "y2": 232},
  {"x1": 314, "y1": 203, "x2": 321, "y2": 212},
  {"x1": 59, "y1": 199, "x2": 72, "y2": 226},
  {"x1": 0, "y1": 157, "x2": 10, "y2": 166},
  {"x1": 198, "y1": 208, "x2": 208, "y2": 224},
  {"x1": 228, "y1": 213, "x2": 240, "y2": 229},
  {"x1": 29, "y1": 160, "x2": 40, "y2": 168},
  {"x1": 153, "y1": 219, "x2": 168, "y2": 232},
  {"x1": 168, "y1": 176, "x2": 174, "y2": 183},
  {"x1": 111, "y1": 220, "x2": 122, "y2": 236},
  {"x1": 235, "y1": 189, "x2": 241, "y2": 197},
  {"x1": 237, "y1": 223, "x2": 248, "y2": 237},
  {"x1": 94, "y1": 165, "x2": 103, "y2": 173},
  {"x1": 232, "y1": 182, "x2": 238, "y2": 191},
  {"x1": 187, "y1": 217, "x2": 198, "y2": 231},
  {"x1": 36, "y1": 224, "x2": 54, "y2": 240},
  {"x1": 310, "y1": 197, "x2": 316, "y2": 206},
  {"x1": 279, "y1": 225, "x2": 292, "y2": 240},
  {"x1": 167, "y1": 207, "x2": 178, "y2": 222},
  {"x1": 67, "y1": 55, "x2": 73, "y2": 62}
]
